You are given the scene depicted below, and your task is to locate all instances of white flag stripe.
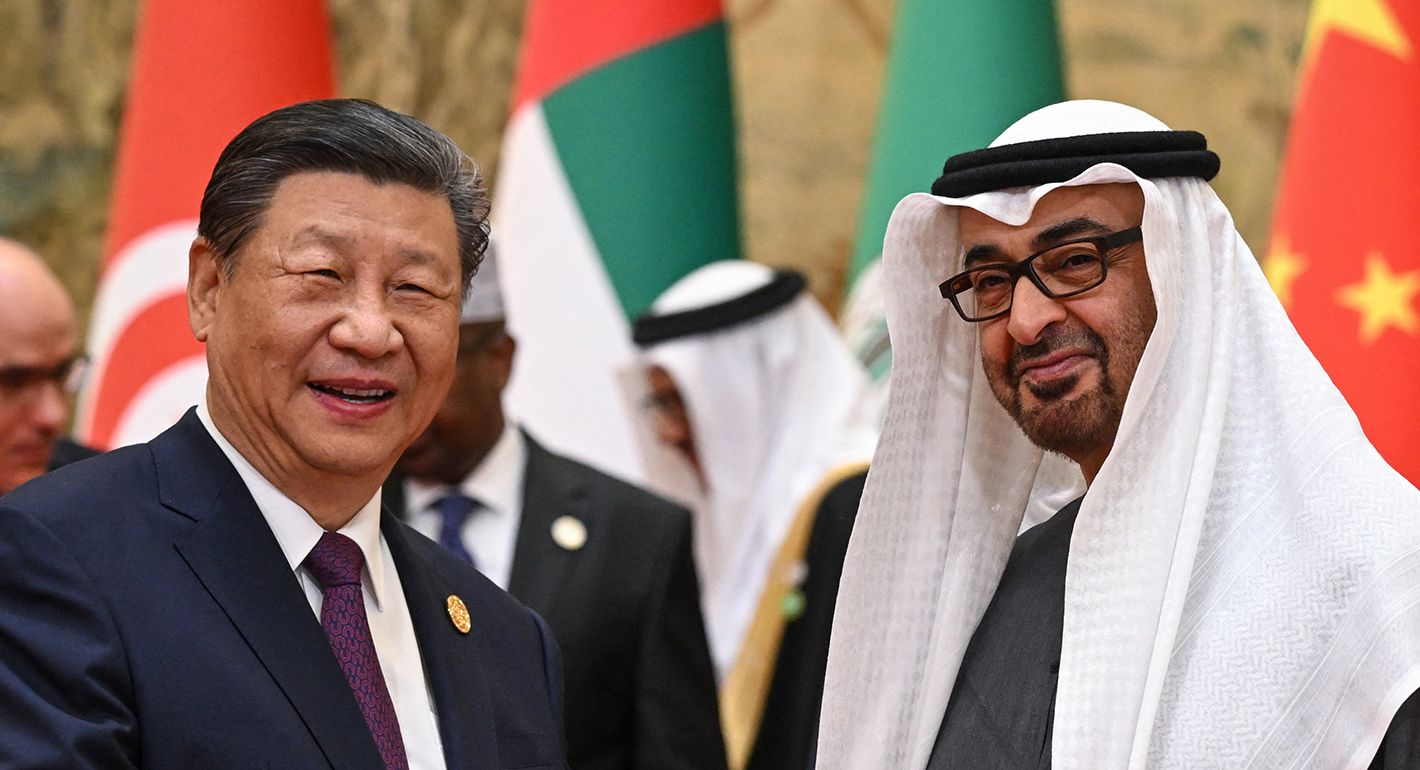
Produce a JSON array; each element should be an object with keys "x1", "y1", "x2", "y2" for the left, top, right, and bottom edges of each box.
[
  {"x1": 109, "y1": 357, "x2": 208, "y2": 449},
  {"x1": 495, "y1": 105, "x2": 649, "y2": 484},
  {"x1": 76, "y1": 220, "x2": 199, "y2": 440}
]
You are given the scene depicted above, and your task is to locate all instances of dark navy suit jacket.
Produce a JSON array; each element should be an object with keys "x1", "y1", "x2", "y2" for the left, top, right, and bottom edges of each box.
[
  {"x1": 387, "y1": 435, "x2": 726, "y2": 770},
  {"x1": 0, "y1": 409, "x2": 567, "y2": 769}
]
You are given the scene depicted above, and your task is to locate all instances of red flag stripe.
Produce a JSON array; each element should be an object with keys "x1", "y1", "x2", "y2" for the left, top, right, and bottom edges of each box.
[
  {"x1": 104, "y1": 0, "x2": 334, "y2": 267},
  {"x1": 83, "y1": 0, "x2": 334, "y2": 447},
  {"x1": 1269, "y1": 0, "x2": 1420, "y2": 483},
  {"x1": 85, "y1": 294, "x2": 206, "y2": 448},
  {"x1": 510, "y1": 0, "x2": 723, "y2": 112}
]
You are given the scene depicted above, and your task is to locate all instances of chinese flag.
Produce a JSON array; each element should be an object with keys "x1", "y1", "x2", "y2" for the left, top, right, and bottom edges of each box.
[
  {"x1": 76, "y1": 0, "x2": 334, "y2": 449},
  {"x1": 1265, "y1": 0, "x2": 1420, "y2": 483}
]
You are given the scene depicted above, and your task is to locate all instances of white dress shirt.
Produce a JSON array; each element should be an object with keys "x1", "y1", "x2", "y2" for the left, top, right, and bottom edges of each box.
[
  {"x1": 196, "y1": 403, "x2": 447, "y2": 770},
  {"x1": 405, "y1": 423, "x2": 526, "y2": 590}
]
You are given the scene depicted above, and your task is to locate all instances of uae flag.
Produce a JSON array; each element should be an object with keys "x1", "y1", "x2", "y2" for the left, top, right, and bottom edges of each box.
[
  {"x1": 77, "y1": 0, "x2": 333, "y2": 449},
  {"x1": 840, "y1": 0, "x2": 1064, "y2": 419},
  {"x1": 495, "y1": 0, "x2": 741, "y2": 485},
  {"x1": 1265, "y1": 0, "x2": 1420, "y2": 483}
]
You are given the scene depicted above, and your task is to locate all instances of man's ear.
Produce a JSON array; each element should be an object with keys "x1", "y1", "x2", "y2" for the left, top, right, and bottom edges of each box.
[{"x1": 188, "y1": 237, "x2": 224, "y2": 342}]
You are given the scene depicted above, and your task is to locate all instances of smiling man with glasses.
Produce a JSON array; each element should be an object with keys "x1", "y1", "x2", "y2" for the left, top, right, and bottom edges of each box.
[
  {"x1": 948, "y1": 184, "x2": 1153, "y2": 486},
  {"x1": 817, "y1": 101, "x2": 1420, "y2": 769},
  {"x1": 0, "y1": 238, "x2": 96, "y2": 494}
]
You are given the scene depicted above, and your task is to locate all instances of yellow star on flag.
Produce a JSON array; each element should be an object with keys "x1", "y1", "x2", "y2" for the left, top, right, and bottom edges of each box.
[
  {"x1": 1334, "y1": 252, "x2": 1420, "y2": 344},
  {"x1": 1263, "y1": 235, "x2": 1307, "y2": 308},
  {"x1": 1303, "y1": 0, "x2": 1412, "y2": 69}
]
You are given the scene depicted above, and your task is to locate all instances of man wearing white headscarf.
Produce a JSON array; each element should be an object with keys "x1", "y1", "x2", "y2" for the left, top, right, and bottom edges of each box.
[
  {"x1": 632, "y1": 261, "x2": 878, "y2": 770},
  {"x1": 818, "y1": 100, "x2": 1420, "y2": 769}
]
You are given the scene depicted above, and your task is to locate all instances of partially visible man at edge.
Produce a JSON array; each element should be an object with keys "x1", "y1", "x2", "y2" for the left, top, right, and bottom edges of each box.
[
  {"x1": 818, "y1": 100, "x2": 1420, "y2": 769},
  {"x1": 0, "y1": 98, "x2": 566, "y2": 769},
  {"x1": 0, "y1": 238, "x2": 96, "y2": 493}
]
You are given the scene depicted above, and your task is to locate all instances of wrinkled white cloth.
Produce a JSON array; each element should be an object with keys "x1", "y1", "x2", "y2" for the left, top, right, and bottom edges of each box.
[
  {"x1": 639, "y1": 260, "x2": 879, "y2": 677},
  {"x1": 818, "y1": 100, "x2": 1420, "y2": 770}
]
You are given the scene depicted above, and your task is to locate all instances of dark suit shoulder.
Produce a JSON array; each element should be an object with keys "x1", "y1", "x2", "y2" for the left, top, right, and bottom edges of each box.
[
  {"x1": 48, "y1": 437, "x2": 102, "y2": 471},
  {"x1": 819, "y1": 469, "x2": 868, "y2": 516},
  {"x1": 6, "y1": 443, "x2": 156, "y2": 511},
  {"x1": 812, "y1": 468, "x2": 868, "y2": 543},
  {"x1": 530, "y1": 444, "x2": 691, "y2": 528},
  {"x1": 2, "y1": 444, "x2": 164, "y2": 546}
]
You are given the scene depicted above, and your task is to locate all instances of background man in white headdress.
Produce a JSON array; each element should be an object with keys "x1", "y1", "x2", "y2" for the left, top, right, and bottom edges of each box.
[
  {"x1": 390, "y1": 246, "x2": 726, "y2": 770},
  {"x1": 631, "y1": 260, "x2": 878, "y2": 770},
  {"x1": 818, "y1": 100, "x2": 1420, "y2": 769}
]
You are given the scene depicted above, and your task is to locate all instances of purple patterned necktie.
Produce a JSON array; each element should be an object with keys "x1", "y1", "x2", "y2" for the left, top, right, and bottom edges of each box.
[{"x1": 304, "y1": 532, "x2": 410, "y2": 770}]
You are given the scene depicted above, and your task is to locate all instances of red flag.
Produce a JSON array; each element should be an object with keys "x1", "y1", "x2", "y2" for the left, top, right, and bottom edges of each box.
[
  {"x1": 78, "y1": 0, "x2": 334, "y2": 449},
  {"x1": 1265, "y1": 0, "x2": 1420, "y2": 483}
]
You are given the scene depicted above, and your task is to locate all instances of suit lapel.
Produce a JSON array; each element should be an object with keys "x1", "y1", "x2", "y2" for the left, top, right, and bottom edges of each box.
[
  {"x1": 383, "y1": 517, "x2": 498, "y2": 770},
  {"x1": 158, "y1": 411, "x2": 385, "y2": 770},
  {"x1": 507, "y1": 437, "x2": 588, "y2": 617}
]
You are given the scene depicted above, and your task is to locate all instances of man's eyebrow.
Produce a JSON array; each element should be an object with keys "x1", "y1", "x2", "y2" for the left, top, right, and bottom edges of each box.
[
  {"x1": 395, "y1": 246, "x2": 440, "y2": 266},
  {"x1": 292, "y1": 224, "x2": 350, "y2": 250},
  {"x1": 292, "y1": 225, "x2": 443, "y2": 266},
  {"x1": 1034, "y1": 217, "x2": 1112, "y2": 247},
  {"x1": 961, "y1": 217, "x2": 1116, "y2": 267},
  {"x1": 962, "y1": 244, "x2": 1005, "y2": 267}
]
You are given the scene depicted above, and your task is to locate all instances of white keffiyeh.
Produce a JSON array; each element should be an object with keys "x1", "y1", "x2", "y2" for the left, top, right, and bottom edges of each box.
[
  {"x1": 818, "y1": 101, "x2": 1420, "y2": 769},
  {"x1": 639, "y1": 260, "x2": 879, "y2": 677}
]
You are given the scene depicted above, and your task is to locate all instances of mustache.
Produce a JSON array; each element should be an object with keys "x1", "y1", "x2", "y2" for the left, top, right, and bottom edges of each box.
[{"x1": 1008, "y1": 325, "x2": 1109, "y2": 386}]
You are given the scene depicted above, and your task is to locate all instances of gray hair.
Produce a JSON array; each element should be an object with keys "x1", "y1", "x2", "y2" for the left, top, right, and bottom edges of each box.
[{"x1": 197, "y1": 98, "x2": 489, "y2": 287}]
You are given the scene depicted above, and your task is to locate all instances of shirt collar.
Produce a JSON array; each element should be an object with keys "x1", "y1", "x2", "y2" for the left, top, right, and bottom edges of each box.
[
  {"x1": 405, "y1": 422, "x2": 526, "y2": 520},
  {"x1": 195, "y1": 400, "x2": 389, "y2": 609}
]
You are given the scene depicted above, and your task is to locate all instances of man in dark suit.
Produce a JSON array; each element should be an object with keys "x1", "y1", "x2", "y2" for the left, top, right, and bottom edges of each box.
[
  {"x1": 391, "y1": 249, "x2": 726, "y2": 770},
  {"x1": 0, "y1": 99, "x2": 566, "y2": 769},
  {"x1": 0, "y1": 238, "x2": 93, "y2": 494}
]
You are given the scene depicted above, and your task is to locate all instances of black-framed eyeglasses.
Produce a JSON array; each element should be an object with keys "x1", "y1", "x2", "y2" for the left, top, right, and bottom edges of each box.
[
  {"x1": 938, "y1": 226, "x2": 1143, "y2": 322},
  {"x1": 0, "y1": 355, "x2": 88, "y2": 402}
]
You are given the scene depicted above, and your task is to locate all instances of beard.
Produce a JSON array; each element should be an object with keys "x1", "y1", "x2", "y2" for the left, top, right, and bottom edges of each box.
[{"x1": 983, "y1": 313, "x2": 1152, "y2": 461}]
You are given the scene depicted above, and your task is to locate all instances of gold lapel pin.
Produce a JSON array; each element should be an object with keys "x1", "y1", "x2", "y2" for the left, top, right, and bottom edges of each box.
[
  {"x1": 446, "y1": 594, "x2": 471, "y2": 634},
  {"x1": 551, "y1": 515, "x2": 588, "y2": 551}
]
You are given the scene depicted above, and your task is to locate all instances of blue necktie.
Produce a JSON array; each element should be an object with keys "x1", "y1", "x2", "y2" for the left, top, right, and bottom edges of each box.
[{"x1": 433, "y1": 494, "x2": 480, "y2": 567}]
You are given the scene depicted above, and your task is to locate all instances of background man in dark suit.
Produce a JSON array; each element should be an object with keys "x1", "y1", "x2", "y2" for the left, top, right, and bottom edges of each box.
[
  {"x1": 0, "y1": 99, "x2": 566, "y2": 769},
  {"x1": 0, "y1": 238, "x2": 94, "y2": 492},
  {"x1": 391, "y1": 248, "x2": 726, "y2": 770}
]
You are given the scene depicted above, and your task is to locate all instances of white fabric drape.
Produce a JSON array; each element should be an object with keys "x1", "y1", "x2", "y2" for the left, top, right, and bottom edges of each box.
[
  {"x1": 640, "y1": 261, "x2": 879, "y2": 677},
  {"x1": 818, "y1": 100, "x2": 1420, "y2": 769}
]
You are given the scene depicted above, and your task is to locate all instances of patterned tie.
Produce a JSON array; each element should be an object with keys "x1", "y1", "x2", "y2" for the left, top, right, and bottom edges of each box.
[
  {"x1": 303, "y1": 532, "x2": 410, "y2": 770},
  {"x1": 434, "y1": 493, "x2": 481, "y2": 566}
]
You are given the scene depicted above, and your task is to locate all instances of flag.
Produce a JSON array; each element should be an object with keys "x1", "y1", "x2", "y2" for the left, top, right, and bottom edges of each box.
[
  {"x1": 840, "y1": 0, "x2": 1065, "y2": 416},
  {"x1": 1264, "y1": 0, "x2": 1420, "y2": 483},
  {"x1": 77, "y1": 0, "x2": 334, "y2": 449},
  {"x1": 494, "y1": 0, "x2": 741, "y2": 485}
]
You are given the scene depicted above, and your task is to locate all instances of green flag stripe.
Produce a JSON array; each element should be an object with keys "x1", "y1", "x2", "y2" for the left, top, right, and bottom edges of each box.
[
  {"x1": 849, "y1": 0, "x2": 1064, "y2": 283},
  {"x1": 542, "y1": 22, "x2": 741, "y2": 321}
]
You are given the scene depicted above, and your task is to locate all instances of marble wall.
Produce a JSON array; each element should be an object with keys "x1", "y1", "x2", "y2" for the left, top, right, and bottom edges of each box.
[{"x1": 0, "y1": 0, "x2": 1306, "y2": 328}]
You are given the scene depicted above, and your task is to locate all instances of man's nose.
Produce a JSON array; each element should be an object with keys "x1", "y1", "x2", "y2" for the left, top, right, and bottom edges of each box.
[
  {"x1": 1005, "y1": 278, "x2": 1066, "y2": 345},
  {"x1": 329, "y1": 290, "x2": 404, "y2": 358},
  {"x1": 653, "y1": 412, "x2": 684, "y2": 447},
  {"x1": 28, "y1": 381, "x2": 68, "y2": 436}
]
